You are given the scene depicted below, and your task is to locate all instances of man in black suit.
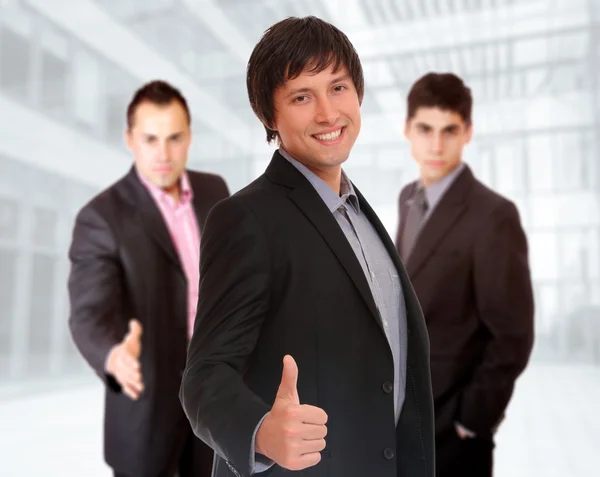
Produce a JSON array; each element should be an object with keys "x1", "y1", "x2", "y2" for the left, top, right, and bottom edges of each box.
[
  {"x1": 395, "y1": 72, "x2": 535, "y2": 477},
  {"x1": 180, "y1": 16, "x2": 434, "y2": 477},
  {"x1": 67, "y1": 80, "x2": 229, "y2": 477}
]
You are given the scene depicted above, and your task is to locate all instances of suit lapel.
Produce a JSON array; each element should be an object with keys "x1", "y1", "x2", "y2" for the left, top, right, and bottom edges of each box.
[
  {"x1": 397, "y1": 182, "x2": 417, "y2": 250},
  {"x1": 267, "y1": 152, "x2": 381, "y2": 329},
  {"x1": 406, "y1": 166, "x2": 474, "y2": 278},
  {"x1": 120, "y1": 167, "x2": 183, "y2": 273},
  {"x1": 289, "y1": 184, "x2": 382, "y2": 328},
  {"x1": 189, "y1": 171, "x2": 219, "y2": 234}
]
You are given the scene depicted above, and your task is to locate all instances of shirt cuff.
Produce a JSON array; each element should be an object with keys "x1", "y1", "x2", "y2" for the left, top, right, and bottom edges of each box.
[
  {"x1": 455, "y1": 421, "x2": 477, "y2": 438},
  {"x1": 250, "y1": 413, "x2": 275, "y2": 473}
]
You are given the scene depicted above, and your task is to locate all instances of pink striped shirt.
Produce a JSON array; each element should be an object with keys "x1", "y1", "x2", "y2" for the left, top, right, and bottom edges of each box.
[{"x1": 137, "y1": 168, "x2": 200, "y2": 339}]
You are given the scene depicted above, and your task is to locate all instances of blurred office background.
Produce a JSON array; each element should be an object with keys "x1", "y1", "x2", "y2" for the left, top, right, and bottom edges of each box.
[{"x1": 0, "y1": 0, "x2": 598, "y2": 475}]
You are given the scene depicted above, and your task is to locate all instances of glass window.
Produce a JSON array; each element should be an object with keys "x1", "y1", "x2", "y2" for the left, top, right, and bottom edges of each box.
[
  {"x1": 513, "y1": 37, "x2": 547, "y2": 67},
  {"x1": 0, "y1": 197, "x2": 18, "y2": 241},
  {"x1": 561, "y1": 281, "x2": 593, "y2": 359},
  {"x1": 526, "y1": 135, "x2": 555, "y2": 192},
  {"x1": 554, "y1": 132, "x2": 584, "y2": 191},
  {"x1": 557, "y1": 192, "x2": 598, "y2": 228},
  {"x1": 494, "y1": 140, "x2": 525, "y2": 195},
  {"x1": 0, "y1": 248, "x2": 17, "y2": 377},
  {"x1": 550, "y1": 31, "x2": 587, "y2": 62},
  {"x1": 586, "y1": 228, "x2": 600, "y2": 280},
  {"x1": 466, "y1": 144, "x2": 493, "y2": 187},
  {"x1": 529, "y1": 196, "x2": 558, "y2": 228},
  {"x1": 26, "y1": 253, "x2": 57, "y2": 377},
  {"x1": 582, "y1": 130, "x2": 597, "y2": 189},
  {"x1": 104, "y1": 92, "x2": 129, "y2": 148},
  {"x1": 39, "y1": 23, "x2": 69, "y2": 116},
  {"x1": 31, "y1": 207, "x2": 58, "y2": 250},
  {"x1": 71, "y1": 47, "x2": 102, "y2": 133},
  {"x1": 559, "y1": 230, "x2": 587, "y2": 280},
  {"x1": 535, "y1": 283, "x2": 560, "y2": 334},
  {"x1": 0, "y1": 23, "x2": 32, "y2": 100},
  {"x1": 529, "y1": 231, "x2": 559, "y2": 281}
]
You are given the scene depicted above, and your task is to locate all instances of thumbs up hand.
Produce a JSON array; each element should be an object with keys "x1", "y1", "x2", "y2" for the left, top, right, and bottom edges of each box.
[
  {"x1": 107, "y1": 319, "x2": 144, "y2": 400},
  {"x1": 255, "y1": 355, "x2": 328, "y2": 471}
]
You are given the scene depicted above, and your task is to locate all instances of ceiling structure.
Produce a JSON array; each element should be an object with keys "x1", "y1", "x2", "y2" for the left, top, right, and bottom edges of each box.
[{"x1": 86, "y1": 0, "x2": 595, "y2": 153}]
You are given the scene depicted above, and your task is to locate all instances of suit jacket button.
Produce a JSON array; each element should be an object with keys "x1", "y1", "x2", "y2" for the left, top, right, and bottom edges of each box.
[
  {"x1": 383, "y1": 448, "x2": 395, "y2": 460},
  {"x1": 382, "y1": 382, "x2": 393, "y2": 394}
]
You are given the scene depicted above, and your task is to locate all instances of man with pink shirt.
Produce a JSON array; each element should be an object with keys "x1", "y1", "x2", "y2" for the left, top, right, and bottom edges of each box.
[{"x1": 67, "y1": 80, "x2": 229, "y2": 477}]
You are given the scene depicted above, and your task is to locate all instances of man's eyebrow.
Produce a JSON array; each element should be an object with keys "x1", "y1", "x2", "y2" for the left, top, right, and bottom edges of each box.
[
  {"x1": 284, "y1": 75, "x2": 352, "y2": 99},
  {"x1": 442, "y1": 124, "x2": 460, "y2": 133},
  {"x1": 285, "y1": 87, "x2": 313, "y2": 99}
]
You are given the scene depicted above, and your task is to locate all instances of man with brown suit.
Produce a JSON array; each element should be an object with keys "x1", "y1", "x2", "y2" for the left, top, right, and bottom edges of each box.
[
  {"x1": 395, "y1": 72, "x2": 535, "y2": 477},
  {"x1": 68, "y1": 80, "x2": 229, "y2": 477}
]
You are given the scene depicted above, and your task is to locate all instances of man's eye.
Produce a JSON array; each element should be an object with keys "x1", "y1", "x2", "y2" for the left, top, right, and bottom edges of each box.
[{"x1": 294, "y1": 95, "x2": 308, "y2": 103}]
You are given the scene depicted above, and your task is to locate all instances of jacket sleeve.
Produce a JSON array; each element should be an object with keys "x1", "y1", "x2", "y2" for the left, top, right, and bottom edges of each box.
[
  {"x1": 67, "y1": 204, "x2": 125, "y2": 392},
  {"x1": 180, "y1": 195, "x2": 272, "y2": 477},
  {"x1": 458, "y1": 201, "x2": 535, "y2": 435}
]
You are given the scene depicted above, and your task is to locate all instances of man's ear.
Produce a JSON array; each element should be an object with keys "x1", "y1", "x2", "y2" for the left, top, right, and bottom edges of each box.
[
  {"x1": 124, "y1": 129, "x2": 133, "y2": 152},
  {"x1": 465, "y1": 122, "x2": 474, "y2": 144}
]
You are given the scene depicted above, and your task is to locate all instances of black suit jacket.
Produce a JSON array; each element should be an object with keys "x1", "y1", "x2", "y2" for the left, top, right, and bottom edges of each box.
[
  {"x1": 395, "y1": 165, "x2": 534, "y2": 439},
  {"x1": 67, "y1": 166, "x2": 229, "y2": 476},
  {"x1": 180, "y1": 151, "x2": 435, "y2": 477}
]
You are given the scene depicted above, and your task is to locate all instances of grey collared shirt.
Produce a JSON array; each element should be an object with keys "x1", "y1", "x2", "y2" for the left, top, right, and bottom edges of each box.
[{"x1": 422, "y1": 162, "x2": 466, "y2": 222}]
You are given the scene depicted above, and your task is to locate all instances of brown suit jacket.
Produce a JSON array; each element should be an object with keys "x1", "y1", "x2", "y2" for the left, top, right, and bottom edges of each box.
[
  {"x1": 68, "y1": 166, "x2": 229, "y2": 476},
  {"x1": 395, "y1": 165, "x2": 534, "y2": 439}
]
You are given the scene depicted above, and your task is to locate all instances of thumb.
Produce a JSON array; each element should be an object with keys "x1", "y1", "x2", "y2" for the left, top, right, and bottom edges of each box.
[
  {"x1": 276, "y1": 355, "x2": 299, "y2": 405},
  {"x1": 124, "y1": 319, "x2": 142, "y2": 346}
]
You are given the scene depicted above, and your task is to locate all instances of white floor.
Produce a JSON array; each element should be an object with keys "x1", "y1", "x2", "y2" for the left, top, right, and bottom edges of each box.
[{"x1": 0, "y1": 363, "x2": 598, "y2": 477}]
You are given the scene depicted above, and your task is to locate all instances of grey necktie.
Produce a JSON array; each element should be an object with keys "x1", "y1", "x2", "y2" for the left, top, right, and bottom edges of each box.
[{"x1": 401, "y1": 186, "x2": 428, "y2": 261}]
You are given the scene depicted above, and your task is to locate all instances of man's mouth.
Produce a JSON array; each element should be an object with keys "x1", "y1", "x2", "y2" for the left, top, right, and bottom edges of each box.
[{"x1": 313, "y1": 127, "x2": 343, "y2": 142}]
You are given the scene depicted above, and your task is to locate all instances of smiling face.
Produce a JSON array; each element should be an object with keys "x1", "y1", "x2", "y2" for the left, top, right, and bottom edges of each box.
[
  {"x1": 405, "y1": 107, "x2": 472, "y2": 186},
  {"x1": 271, "y1": 63, "x2": 361, "y2": 184}
]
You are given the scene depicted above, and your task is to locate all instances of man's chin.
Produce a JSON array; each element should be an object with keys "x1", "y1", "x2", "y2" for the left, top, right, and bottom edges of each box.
[
  {"x1": 319, "y1": 150, "x2": 351, "y2": 167},
  {"x1": 421, "y1": 170, "x2": 445, "y2": 185},
  {"x1": 153, "y1": 177, "x2": 178, "y2": 190}
]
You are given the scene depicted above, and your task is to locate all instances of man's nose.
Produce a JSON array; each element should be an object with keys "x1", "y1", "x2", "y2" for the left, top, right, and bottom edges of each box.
[{"x1": 315, "y1": 97, "x2": 339, "y2": 125}]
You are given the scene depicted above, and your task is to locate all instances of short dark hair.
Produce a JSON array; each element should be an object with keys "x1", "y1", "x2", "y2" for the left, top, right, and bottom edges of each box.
[
  {"x1": 126, "y1": 80, "x2": 191, "y2": 130},
  {"x1": 407, "y1": 73, "x2": 472, "y2": 124},
  {"x1": 246, "y1": 16, "x2": 364, "y2": 144}
]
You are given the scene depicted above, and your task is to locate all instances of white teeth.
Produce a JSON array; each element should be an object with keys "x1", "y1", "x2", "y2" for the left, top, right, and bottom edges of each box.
[{"x1": 315, "y1": 129, "x2": 342, "y2": 141}]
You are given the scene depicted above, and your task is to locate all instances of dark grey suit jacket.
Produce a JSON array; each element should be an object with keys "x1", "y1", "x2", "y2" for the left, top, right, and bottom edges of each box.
[
  {"x1": 180, "y1": 152, "x2": 435, "y2": 477},
  {"x1": 68, "y1": 166, "x2": 229, "y2": 476}
]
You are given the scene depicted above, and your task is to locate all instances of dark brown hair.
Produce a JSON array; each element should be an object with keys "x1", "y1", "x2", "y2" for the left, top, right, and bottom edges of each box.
[
  {"x1": 407, "y1": 72, "x2": 472, "y2": 124},
  {"x1": 246, "y1": 16, "x2": 364, "y2": 143},
  {"x1": 126, "y1": 80, "x2": 191, "y2": 130}
]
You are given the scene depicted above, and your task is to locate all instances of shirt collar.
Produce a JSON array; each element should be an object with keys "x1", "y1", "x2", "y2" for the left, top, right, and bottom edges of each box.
[
  {"x1": 420, "y1": 162, "x2": 465, "y2": 211},
  {"x1": 135, "y1": 167, "x2": 193, "y2": 206},
  {"x1": 278, "y1": 148, "x2": 360, "y2": 214}
]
